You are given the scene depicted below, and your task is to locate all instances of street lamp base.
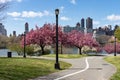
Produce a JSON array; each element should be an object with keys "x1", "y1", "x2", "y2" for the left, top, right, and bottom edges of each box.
[{"x1": 55, "y1": 63, "x2": 60, "y2": 70}]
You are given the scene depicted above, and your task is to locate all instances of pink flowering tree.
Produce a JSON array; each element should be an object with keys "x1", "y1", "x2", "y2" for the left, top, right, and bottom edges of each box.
[
  {"x1": 21, "y1": 24, "x2": 53, "y2": 55},
  {"x1": 67, "y1": 30, "x2": 99, "y2": 55},
  {"x1": 21, "y1": 23, "x2": 64, "y2": 55},
  {"x1": 104, "y1": 42, "x2": 120, "y2": 54},
  {"x1": 59, "y1": 32, "x2": 69, "y2": 54},
  {"x1": 50, "y1": 25, "x2": 67, "y2": 54}
]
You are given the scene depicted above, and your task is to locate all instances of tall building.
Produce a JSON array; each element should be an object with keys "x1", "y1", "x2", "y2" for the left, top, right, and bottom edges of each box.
[
  {"x1": 81, "y1": 18, "x2": 85, "y2": 28},
  {"x1": 86, "y1": 17, "x2": 93, "y2": 29},
  {"x1": 25, "y1": 22, "x2": 29, "y2": 33},
  {"x1": 76, "y1": 22, "x2": 80, "y2": 28},
  {"x1": 63, "y1": 17, "x2": 93, "y2": 33},
  {"x1": 0, "y1": 23, "x2": 7, "y2": 36},
  {"x1": 13, "y1": 31, "x2": 16, "y2": 36}
]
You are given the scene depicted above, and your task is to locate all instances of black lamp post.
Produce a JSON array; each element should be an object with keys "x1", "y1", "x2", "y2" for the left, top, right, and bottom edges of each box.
[
  {"x1": 114, "y1": 36, "x2": 116, "y2": 56},
  {"x1": 23, "y1": 31, "x2": 26, "y2": 58},
  {"x1": 54, "y1": 9, "x2": 60, "y2": 69}
]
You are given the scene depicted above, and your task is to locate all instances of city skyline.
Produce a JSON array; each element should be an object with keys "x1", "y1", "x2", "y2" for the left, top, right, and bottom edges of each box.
[{"x1": 1, "y1": 0, "x2": 120, "y2": 35}]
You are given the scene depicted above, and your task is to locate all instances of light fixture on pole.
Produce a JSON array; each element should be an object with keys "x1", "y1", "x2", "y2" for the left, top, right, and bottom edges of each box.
[{"x1": 54, "y1": 9, "x2": 60, "y2": 69}]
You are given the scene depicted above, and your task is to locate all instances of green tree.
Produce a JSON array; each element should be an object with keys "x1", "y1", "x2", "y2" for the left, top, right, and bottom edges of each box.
[
  {"x1": 115, "y1": 27, "x2": 120, "y2": 41},
  {"x1": 8, "y1": 43, "x2": 23, "y2": 55},
  {"x1": 8, "y1": 43, "x2": 35, "y2": 56},
  {"x1": 0, "y1": 35, "x2": 8, "y2": 48}
]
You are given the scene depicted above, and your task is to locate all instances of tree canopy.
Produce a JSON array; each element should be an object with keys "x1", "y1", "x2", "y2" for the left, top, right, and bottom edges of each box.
[{"x1": 115, "y1": 27, "x2": 120, "y2": 41}]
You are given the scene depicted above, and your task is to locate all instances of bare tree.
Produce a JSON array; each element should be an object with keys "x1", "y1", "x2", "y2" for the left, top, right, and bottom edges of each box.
[{"x1": 0, "y1": 2, "x2": 8, "y2": 21}]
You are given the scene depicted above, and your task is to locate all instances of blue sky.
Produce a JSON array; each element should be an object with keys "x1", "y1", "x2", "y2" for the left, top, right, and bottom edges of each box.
[{"x1": 1, "y1": 0, "x2": 120, "y2": 35}]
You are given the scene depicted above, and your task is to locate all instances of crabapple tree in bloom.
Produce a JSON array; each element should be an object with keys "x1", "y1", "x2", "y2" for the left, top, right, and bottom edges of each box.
[
  {"x1": 104, "y1": 42, "x2": 120, "y2": 54},
  {"x1": 59, "y1": 32, "x2": 68, "y2": 54},
  {"x1": 49, "y1": 24, "x2": 68, "y2": 54},
  {"x1": 21, "y1": 24, "x2": 53, "y2": 55},
  {"x1": 67, "y1": 30, "x2": 99, "y2": 55},
  {"x1": 21, "y1": 23, "x2": 64, "y2": 55}
]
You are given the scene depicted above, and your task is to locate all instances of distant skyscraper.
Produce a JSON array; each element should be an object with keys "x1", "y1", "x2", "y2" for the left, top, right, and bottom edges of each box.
[
  {"x1": 13, "y1": 31, "x2": 16, "y2": 36},
  {"x1": 25, "y1": 22, "x2": 29, "y2": 33},
  {"x1": 86, "y1": 17, "x2": 93, "y2": 29},
  {"x1": 81, "y1": 18, "x2": 84, "y2": 28},
  {"x1": 0, "y1": 23, "x2": 7, "y2": 36}
]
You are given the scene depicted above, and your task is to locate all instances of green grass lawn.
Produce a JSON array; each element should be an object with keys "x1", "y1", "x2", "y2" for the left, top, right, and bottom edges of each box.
[
  {"x1": 0, "y1": 57, "x2": 71, "y2": 80},
  {"x1": 43, "y1": 54, "x2": 87, "y2": 58},
  {"x1": 104, "y1": 56, "x2": 120, "y2": 80}
]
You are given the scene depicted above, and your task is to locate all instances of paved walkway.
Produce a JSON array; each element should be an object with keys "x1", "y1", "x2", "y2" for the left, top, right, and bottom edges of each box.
[{"x1": 30, "y1": 56, "x2": 116, "y2": 80}]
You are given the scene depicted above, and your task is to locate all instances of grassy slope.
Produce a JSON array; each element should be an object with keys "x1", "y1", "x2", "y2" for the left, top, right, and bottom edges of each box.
[
  {"x1": 104, "y1": 56, "x2": 120, "y2": 80},
  {"x1": 0, "y1": 57, "x2": 71, "y2": 80}
]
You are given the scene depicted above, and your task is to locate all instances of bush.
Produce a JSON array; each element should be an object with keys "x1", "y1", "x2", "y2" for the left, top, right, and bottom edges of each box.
[
  {"x1": 26, "y1": 45, "x2": 34, "y2": 56},
  {"x1": 8, "y1": 43, "x2": 35, "y2": 56},
  {"x1": 8, "y1": 43, "x2": 23, "y2": 55},
  {"x1": 44, "y1": 49, "x2": 51, "y2": 55}
]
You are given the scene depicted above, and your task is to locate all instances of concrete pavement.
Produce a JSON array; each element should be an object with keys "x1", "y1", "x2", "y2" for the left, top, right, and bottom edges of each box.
[{"x1": 31, "y1": 56, "x2": 116, "y2": 80}]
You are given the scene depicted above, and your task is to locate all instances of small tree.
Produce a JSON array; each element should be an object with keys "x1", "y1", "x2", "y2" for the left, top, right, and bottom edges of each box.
[
  {"x1": 115, "y1": 27, "x2": 120, "y2": 41},
  {"x1": 67, "y1": 30, "x2": 99, "y2": 55},
  {"x1": 59, "y1": 32, "x2": 68, "y2": 54},
  {"x1": 0, "y1": 35, "x2": 8, "y2": 48},
  {"x1": 104, "y1": 42, "x2": 120, "y2": 54},
  {"x1": 21, "y1": 24, "x2": 54, "y2": 55}
]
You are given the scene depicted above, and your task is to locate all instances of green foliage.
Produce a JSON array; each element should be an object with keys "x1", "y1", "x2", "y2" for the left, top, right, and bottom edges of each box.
[
  {"x1": 26, "y1": 45, "x2": 34, "y2": 56},
  {"x1": 8, "y1": 43, "x2": 35, "y2": 56},
  {"x1": 35, "y1": 49, "x2": 51, "y2": 56},
  {"x1": 0, "y1": 58, "x2": 71, "y2": 80},
  {"x1": 0, "y1": 35, "x2": 8, "y2": 48},
  {"x1": 8, "y1": 43, "x2": 23, "y2": 55},
  {"x1": 115, "y1": 27, "x2": 120, "y2": 41},
  {"x1": 104, "y1": 56, "x2": 120, "y2": 80},
  {"x1": 44, "y1": 49, "x2": 51, "y2": 55}
]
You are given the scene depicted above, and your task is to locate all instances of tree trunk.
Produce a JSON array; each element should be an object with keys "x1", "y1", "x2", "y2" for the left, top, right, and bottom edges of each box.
[
  {"x1": 79, "y1": 47, "x2": 82, "y2": 55},
  {"x1": 41, "y1": 46, "x2": 45, "y2": 55}
]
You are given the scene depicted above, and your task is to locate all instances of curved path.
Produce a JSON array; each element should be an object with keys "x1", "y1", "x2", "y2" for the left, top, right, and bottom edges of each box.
[{"x1": 32, "y1": 56, "x2": 116, "y2": 80}]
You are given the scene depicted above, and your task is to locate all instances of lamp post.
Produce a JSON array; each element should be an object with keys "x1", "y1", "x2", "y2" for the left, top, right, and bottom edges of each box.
[
  {"x1": 54, "y1": 9, "x2": 60, "y2": 69},
  {"x1": 114, "y1": 36, "x2": 116, "y2": 56},
  {"x1": 23, "y1": 31, "x2": 26, "y2": 58}
]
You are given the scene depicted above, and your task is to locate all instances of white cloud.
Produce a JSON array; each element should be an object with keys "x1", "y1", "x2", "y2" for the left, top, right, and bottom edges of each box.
[
  {"x1": 21, "y1": 11, "x2": 42, "y2": 18},
  {"x1": 7, "y1": 11, "x2": 50, "y2": 18},
  {"x1": 60, "y1": 16, "x2": 70, "y2": 21},
  {"x1": 7, "y1": 12, "x2": 21, "y2": 17},
  {"x1": 107, "y1": 14, "x2": 120, "y2": 21},
  {"x1": 93, "y1": 21, "x2": 100, "y2": 25},
  {"x1": 21, "y1": 11, "x2": 49, "y2": 18},
  {"x1": 70, "y1": 0, "x2": 76, "y2": 4}
]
